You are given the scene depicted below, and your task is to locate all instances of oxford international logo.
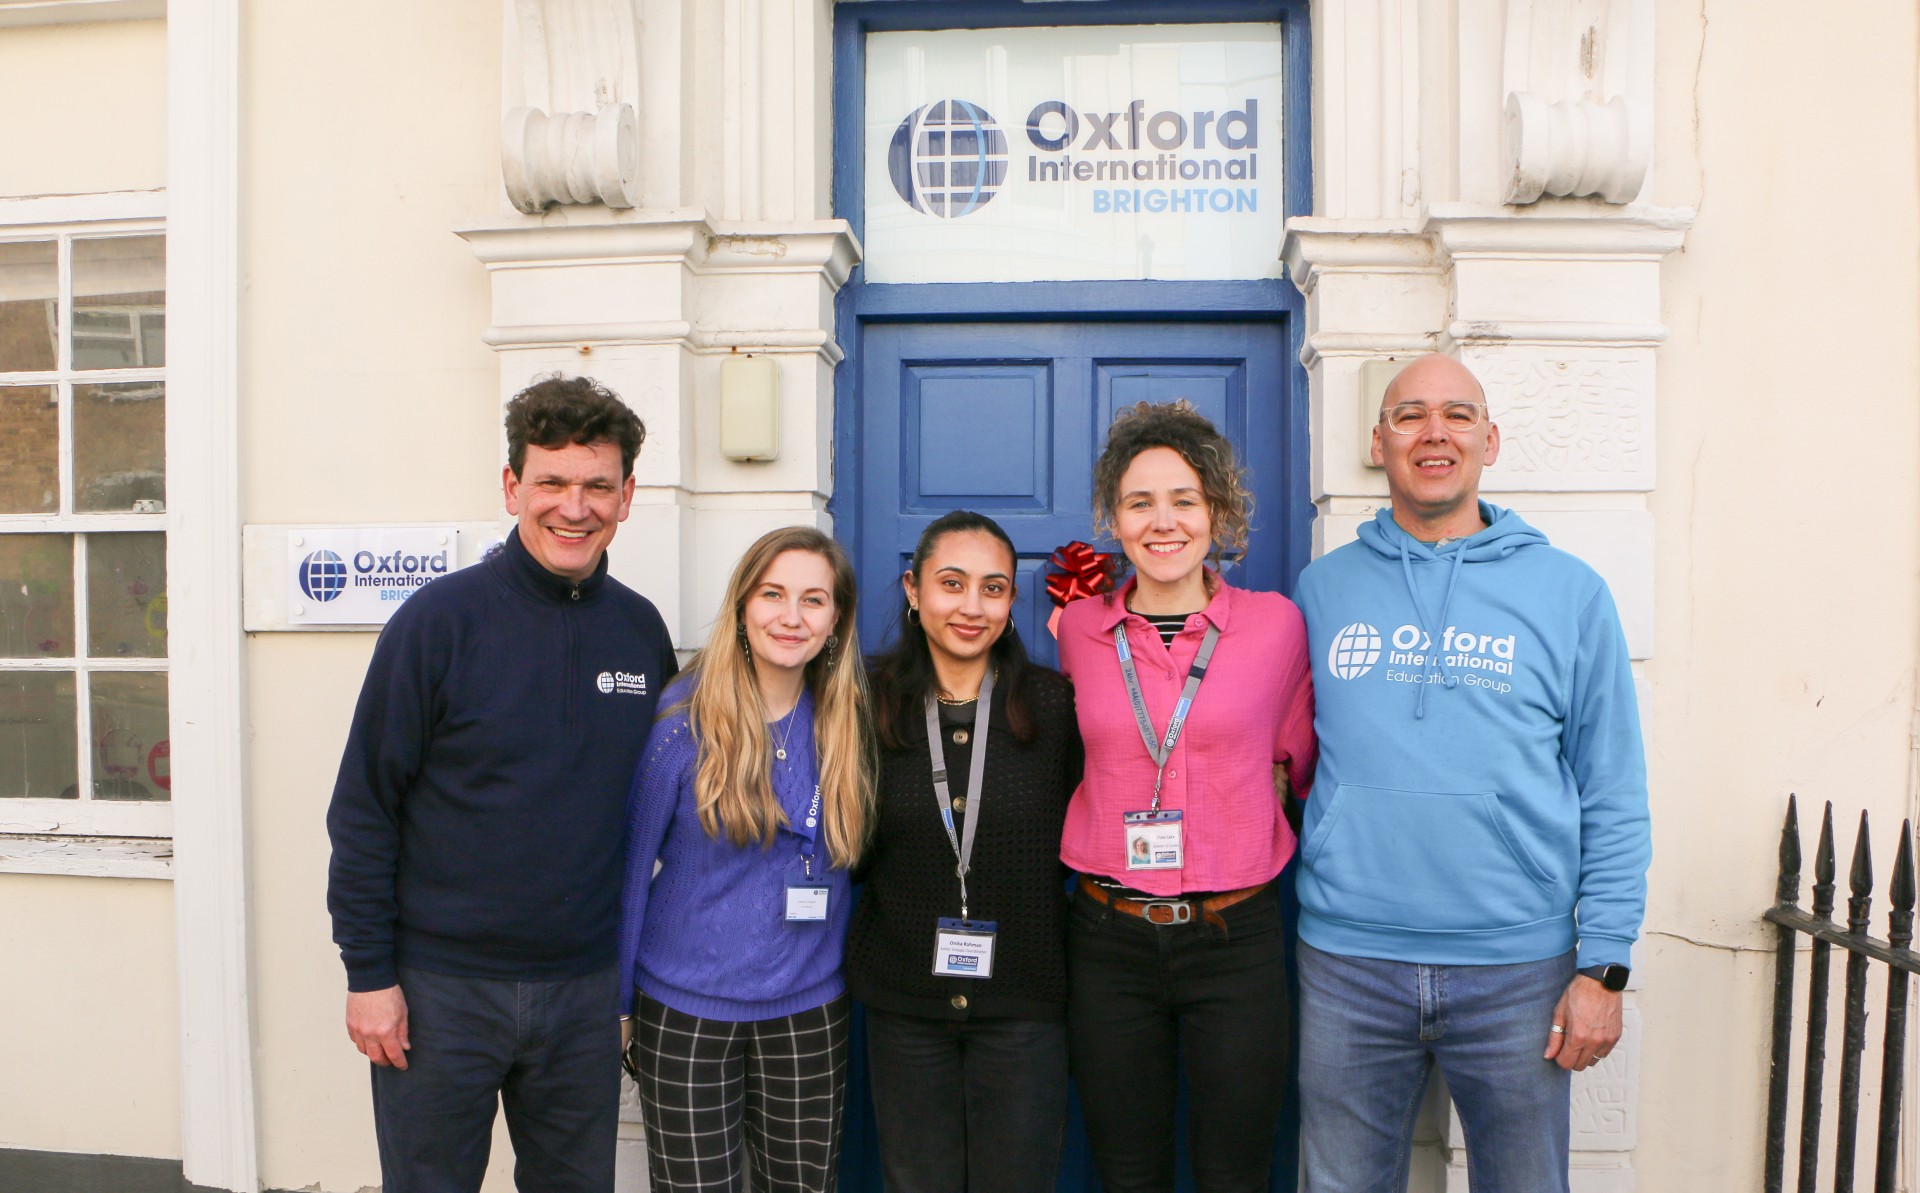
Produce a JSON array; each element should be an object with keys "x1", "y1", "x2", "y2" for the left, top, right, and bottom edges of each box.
[
  {"x1": 597, "y1": 671, "x2": 650, "y2": 696},
  {"x1": 1327, "y1": 622, "x2": 1382, "y2": 680},
  {"x1": 888, "y1": 99, "x2": 1009, "y2": 218},
  {"x1": 297, "y1": 550, "x2": 349, "y2": 603}
]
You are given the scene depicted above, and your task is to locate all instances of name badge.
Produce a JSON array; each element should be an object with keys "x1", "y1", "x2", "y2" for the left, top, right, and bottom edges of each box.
[
  {"x1": 785, "y1": 882, "x2": 831, "y2": 922},
  {"x1": 1123, "y1": 809, "x2": 1184, "y2": 870},
  {"x1": 932, "y1": 917, "x2": 998, "y2": 978}
]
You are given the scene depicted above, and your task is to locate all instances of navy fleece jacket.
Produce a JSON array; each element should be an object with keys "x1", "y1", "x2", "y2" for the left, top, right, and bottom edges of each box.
[{"x1": 326, "y1": 528, "x2": 677, "y2": 992}]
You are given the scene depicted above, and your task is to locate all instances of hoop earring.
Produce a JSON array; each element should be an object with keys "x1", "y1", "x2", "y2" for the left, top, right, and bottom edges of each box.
[
  {"x1": 822, "y1": 635, "x2": 839, "y2": 671},
  {"x1": 736, "y1": 624, "x2": 751, "y2": 660},
  {"x1": 906, "y1": 605, "x2": 920, "y2": 625}
]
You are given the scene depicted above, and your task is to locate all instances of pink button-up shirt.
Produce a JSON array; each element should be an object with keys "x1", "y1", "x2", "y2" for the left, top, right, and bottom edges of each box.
[{"x1": 1058, "y1": 575, "x2": 1316, "y2": 895}]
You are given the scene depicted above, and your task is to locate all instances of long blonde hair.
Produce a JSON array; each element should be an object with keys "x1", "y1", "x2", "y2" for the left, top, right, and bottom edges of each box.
[{"x1": 680, "y1": 526, "x2": 872, "y2": 866}]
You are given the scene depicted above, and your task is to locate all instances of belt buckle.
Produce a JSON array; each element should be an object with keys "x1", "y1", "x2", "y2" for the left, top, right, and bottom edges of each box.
[{"x1": 1140, "y1": 900, "x2": 1193, "y2": 925}]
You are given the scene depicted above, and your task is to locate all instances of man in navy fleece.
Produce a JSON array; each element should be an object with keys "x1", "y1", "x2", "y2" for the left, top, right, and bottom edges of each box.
[
  {"x1": 1292, "y1": 355, "x2": 1651, "y2": 1191},
  {"x1": 327, "y1": 375, "x2": 677, "y2": 1193}
]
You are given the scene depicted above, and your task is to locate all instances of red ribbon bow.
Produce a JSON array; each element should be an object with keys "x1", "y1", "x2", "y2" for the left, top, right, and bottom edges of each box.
[{"x1": 1045, "y1": 541, "x2": 1117, "y2": 608}]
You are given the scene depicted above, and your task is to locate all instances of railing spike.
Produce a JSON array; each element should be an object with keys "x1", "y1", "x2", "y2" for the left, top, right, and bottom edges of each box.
[
  {"x1": 1813, "y1": 802, "x2": 1837, "y2": 920},
  {"x1": 1876, "y1": 828, "x2": 1915, "y2": 1193},
  {"x1": 1849, "y1": 810, "x2": 1876, "y2": 932},
  {"x1": 1779, "y1": 795, "x2": 1803, "y2": 907},
  {"x1": 1893, "y1": 822, "x2": 1917, "y2": 952}
]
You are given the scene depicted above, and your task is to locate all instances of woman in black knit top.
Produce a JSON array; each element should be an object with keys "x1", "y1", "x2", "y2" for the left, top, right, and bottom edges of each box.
[{"x1": 846, "y1": 510, "x2": 1084, "y2": 1193}]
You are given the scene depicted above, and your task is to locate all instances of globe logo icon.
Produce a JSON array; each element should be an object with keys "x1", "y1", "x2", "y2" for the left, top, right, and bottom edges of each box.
[
  {"x1": 888, "y1": 99, "x2": 1008, "y2": 218},
  {"x1": 298, "y1": 550, "x2": 348, "y2": 603},
  {"x1": 1328, "y1": 622, "x2": 1382, "y2": 680},
  {"x1": 596, "y1": 672, "x2": 616, "y2": 694}
]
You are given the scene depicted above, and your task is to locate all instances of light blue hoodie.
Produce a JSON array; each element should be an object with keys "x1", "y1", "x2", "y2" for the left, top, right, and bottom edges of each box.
[{"x1": 1293, "y1": 503, "x2": 1649, "y2": 969}]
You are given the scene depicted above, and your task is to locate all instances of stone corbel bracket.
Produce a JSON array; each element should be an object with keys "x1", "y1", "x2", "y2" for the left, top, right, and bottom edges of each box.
[
  {"x1": 503, "y1": 104, "x2": 639, "y2": 212},
  {"x1": 1503, "y1": 92, "x2": 1648, "y2": 205},
  {"x1": 501, "y1": 0, "x2": 643, "y2": 213},
  {"x1": 1501, "y1": 0, "x2": 1653, "y2": 205}
]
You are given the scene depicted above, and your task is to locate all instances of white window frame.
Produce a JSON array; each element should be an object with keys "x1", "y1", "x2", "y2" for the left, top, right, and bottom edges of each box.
[
  {"x1": 0, "y1": 190, "x2": 171, "y2": 863},
  {"x1": 0, "y1": 1, "x2": 165, "y2": 29}
]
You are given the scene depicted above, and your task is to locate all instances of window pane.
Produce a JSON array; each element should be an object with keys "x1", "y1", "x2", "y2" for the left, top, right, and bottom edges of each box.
[
  {"x1": 0, "y1": 385, "x2": 57, "y2": 513},
  {"x1": 73, "y1": 235, "x2": 165, "y2": 370},
  {"x1": 75, "y1": 382, "x2": 165, "y2": 512},
  {"x1": 0, "y1": 534, "x2": 75, "y2": 658},
  {"x1": 0, "y1": 241, "x2": 56, "y2": 373},
  {"x1": 87, "y1": 532, "x2": 166, "y2": 658},
  {"x1": 91, "y1": 671, "x2": 168, "y2": 801},
  {"x1": 0, "y1": 671, "x2": 78, "y2": 799}
]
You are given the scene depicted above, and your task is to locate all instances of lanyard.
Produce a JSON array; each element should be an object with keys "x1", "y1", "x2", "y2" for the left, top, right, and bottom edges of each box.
[
  {"x1": 923, "y1": 668, "x2": 994, "y2": 920},
  {"x1": 793, "y1": 783, "x2": 822, "y2": 879},
  {"x1": 1114, "y1": 619, "x2": 1221, "y2": 811}
]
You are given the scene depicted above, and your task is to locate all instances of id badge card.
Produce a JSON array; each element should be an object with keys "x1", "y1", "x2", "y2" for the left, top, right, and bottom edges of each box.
[
  {"x1": 1123, "y1": 809, "x2": 1184, "y2": 870},
  {"x1": 932, "y1": 917, "x2": 998, "y2": 979},
  {"x1": 785, "y1": 874, "x2": 831, "y2": 922}
]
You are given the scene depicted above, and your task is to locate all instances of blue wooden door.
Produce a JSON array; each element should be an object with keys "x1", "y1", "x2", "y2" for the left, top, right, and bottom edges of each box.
[
  {"x1": 843, "y1": 317, "x2": 1302, "y2": 1193},
  {"x1": 851, "y1": 319, "x2": 1295, "y2": 664}
]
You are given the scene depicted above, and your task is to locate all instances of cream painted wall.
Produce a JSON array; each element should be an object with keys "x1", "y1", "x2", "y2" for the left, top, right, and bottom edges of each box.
[
  {"x1": 238, "y1": 4, "x2": 519, "y2": 1189},
  {"x1": 0, "y1": 11, "x2": 175, "y2": 1171},
  {"x1": 0, "y1": 875, "x2": 179, "y2": 1158},
  {"x1": 1642, "y1": 2, "x2": 1920, "y2": 1187},
  {"x1": 0, "y1": 19, "x2": 165, "y2": 198},
  {"x1": 239, "y1": 0, "x2": 501, "y2": 526}
]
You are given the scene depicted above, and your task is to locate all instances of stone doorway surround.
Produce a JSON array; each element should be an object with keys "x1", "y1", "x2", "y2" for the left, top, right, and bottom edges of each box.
[
  {"x1": 450, "y1": 2, "x2": 1690, "y2": 1190},
  {"x1": 1283, "y1": 0, "x2": 1688, "y2": 1188}
]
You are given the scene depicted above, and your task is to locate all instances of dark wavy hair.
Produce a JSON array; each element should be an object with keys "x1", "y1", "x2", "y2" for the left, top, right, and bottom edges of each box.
[
  {"x1": 1091, "y1": 399, "x2": 1253, "y2": 562},
  {"x1": 504, "y1": 374, "x2": 647, "y2": 478},
  {"x1": 868, "y1": 510, "x2": 1039, "y2": 751}
]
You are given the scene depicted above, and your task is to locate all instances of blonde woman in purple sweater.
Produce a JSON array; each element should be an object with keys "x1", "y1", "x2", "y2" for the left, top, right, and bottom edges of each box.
[{"x1": 616, "y1": 526, "x2": 873, "y2": 1193}]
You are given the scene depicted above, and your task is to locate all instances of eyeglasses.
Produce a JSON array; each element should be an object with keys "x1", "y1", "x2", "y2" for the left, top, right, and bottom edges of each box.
[{"x1": 1380, "y1": 401, "x2": 1488, "y2": 435}]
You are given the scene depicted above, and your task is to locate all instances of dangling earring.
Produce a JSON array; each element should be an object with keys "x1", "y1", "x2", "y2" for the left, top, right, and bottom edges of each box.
[
  {"x1": 822, "y1": 635, "x2": 839, "y2": 671},
  {"x1": 906, "y1": 604, "x2": 920, "y2": 625},
  {"x1": 736, "y1": 624, "x2": 751, "y2": 659}
]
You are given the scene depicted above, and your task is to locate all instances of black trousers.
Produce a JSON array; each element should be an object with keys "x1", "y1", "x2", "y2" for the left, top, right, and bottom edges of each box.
[
  {"x1": 864, "y1": 1007, "x2": 1069, "y2": 1193},
  {"x1": 370, "y1": 965, "x2": 621, "y2": 1193},
  {"x1": 1066, "y1": 884, "x2": 1291, "y2": 1193},
  {"x1": 632, "y1": 992, "x2": 850, "y2": 1193}
]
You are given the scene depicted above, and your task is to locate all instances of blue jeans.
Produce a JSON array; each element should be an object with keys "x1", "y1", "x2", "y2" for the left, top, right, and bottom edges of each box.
[
  {"x1": 864, "y1": 1008, "x2": 1069, "y2": 1193},
  {"x1": 370, "y1": 965, "x2": 621, "y2": 1193},
  {"x1": 1296, "y1": 943, "x2": 1573, "y2": 1193}
]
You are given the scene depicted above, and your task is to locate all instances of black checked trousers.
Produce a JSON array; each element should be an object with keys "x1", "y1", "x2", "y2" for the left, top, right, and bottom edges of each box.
[{"x1": 632, "y1": 992, "x2": 850, "y2": 1193}]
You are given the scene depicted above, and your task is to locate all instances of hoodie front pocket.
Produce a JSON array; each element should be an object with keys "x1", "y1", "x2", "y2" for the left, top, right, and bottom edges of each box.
[{"x1": 1301, "y1": 783, "x2": 1560, "y2": 934}]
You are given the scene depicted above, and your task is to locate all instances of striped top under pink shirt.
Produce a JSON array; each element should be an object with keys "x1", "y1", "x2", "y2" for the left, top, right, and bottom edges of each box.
[{"x1": 1057, "y1": 574, "x2": 1316, "y2": 896}]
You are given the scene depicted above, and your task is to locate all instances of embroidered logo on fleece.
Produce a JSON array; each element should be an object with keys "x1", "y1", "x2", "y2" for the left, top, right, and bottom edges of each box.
[{"x1": 595, "y1": 671, "x2": 649, "y2": 696}]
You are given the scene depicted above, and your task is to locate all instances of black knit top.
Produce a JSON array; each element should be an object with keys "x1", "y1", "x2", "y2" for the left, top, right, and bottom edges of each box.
[{"x1": 846, "y1": 668, "x2": 1083, "y2": 1021}]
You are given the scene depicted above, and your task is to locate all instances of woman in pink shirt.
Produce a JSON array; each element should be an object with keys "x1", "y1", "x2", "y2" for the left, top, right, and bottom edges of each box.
[{"x1": 1059, "y1": 401, "x2": 1316, "y2": 1193}]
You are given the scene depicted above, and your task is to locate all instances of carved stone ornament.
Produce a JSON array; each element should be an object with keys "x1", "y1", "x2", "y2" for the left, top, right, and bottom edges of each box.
[
  {"x1": 500, "y1": 0, "x2": 642, "y2": 213},
  {"x1": 1500, "y1": 0, "x2": 1652, "y2": 205},
  {"x1": 502, "y1": 104, "x2": 639, "y2": 212},
  {"x1": 1503, "y1": 92, "x2": 1648, "y2": 205}
]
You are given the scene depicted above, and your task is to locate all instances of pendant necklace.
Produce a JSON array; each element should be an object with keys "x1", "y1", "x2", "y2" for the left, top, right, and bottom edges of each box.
[{"x1": 771, "y1": 708, "x2": 798, "y2": 761}]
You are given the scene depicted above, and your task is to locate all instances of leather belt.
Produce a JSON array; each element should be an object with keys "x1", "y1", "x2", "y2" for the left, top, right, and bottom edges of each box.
[{"x1": 1077, "y1": 873, "x2": 1269, "y2": 933}]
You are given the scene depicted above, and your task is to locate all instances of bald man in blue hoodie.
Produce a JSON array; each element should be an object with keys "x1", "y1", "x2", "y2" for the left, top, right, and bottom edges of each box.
[{"x1": 1292, "y1": 355, "x2": 1651, "y2": 1192}]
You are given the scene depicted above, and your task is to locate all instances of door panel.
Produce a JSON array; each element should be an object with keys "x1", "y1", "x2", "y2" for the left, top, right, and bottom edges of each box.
[{"x1": 856, "y1": 320, "x2": 1292, "y2": 669}]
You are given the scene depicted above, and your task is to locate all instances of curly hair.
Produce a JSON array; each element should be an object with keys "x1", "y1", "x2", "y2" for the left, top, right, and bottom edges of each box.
[
  {"x1": 1092, "y1": 400, "x2": 1253, "y2": 560},
  {"x1": 504, "y1": 374, "x2": 646, "y2": 478}
]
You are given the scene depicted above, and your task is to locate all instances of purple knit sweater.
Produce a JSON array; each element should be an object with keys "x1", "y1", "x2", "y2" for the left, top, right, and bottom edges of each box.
[{"x1": 616, "y1": 676, "x2": 851, "y2": 1022}]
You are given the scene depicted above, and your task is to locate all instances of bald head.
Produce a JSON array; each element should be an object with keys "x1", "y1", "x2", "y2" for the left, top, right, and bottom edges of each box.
[
  {"x1": 1380, "y1": 354, "x2": 1486, "y2": 414},
  {"x1": 1370, "y1": 352, "x2": 1500, "y2": 541}
]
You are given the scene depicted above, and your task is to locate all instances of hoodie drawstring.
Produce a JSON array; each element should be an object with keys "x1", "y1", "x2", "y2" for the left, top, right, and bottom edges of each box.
[{"x1": 1398, "y1": 540, "x2": 1470, "y2": 719}]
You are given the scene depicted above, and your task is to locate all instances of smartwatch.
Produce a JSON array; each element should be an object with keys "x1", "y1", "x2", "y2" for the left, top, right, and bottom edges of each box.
[{"x1": 1578, "y1": 963, "x2": 1630, "y2": 992}]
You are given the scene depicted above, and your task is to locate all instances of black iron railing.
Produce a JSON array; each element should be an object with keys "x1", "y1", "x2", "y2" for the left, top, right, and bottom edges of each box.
[{"x1": 1764, "y1": 795, "x2": 1918, "y2": 1193}]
